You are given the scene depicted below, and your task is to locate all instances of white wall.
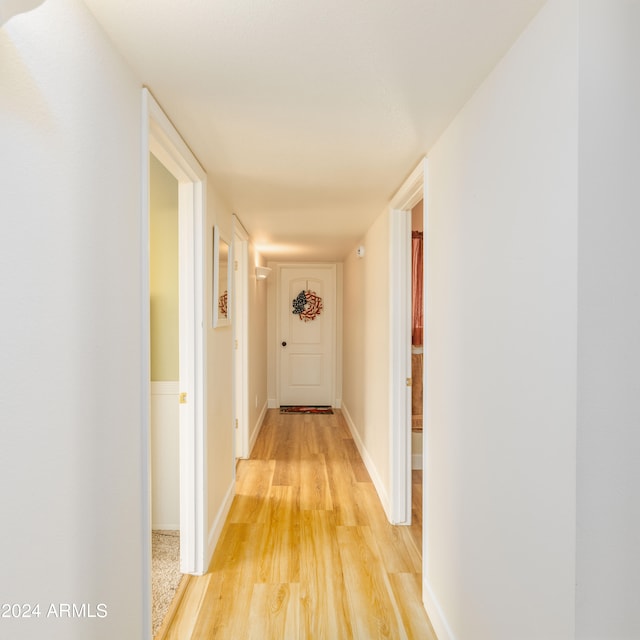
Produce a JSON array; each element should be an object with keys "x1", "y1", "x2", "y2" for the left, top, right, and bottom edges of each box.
[
  {"x1": 204, "y1": 190, "x2": 236, "y2": 559},
  {"x1": 0, "y1": 0, "x2": 146, "y2": 637},
  {"x1": 248, "y1": 244, "x2": 269, "y2": 445},
  {"x1": 576, "y1": 1, "x2": 640, "y2": 637},
  {"x1": 425, "y1": 0, "x2": 578, "y2": 637},
  {"x1": 149, "y1": 153, "x2": 179, "y2": 382},
  {"x1": 342, "y1": 246, "x2": 365, "y2": 425},
  {"x1": 342, "y1": 211, "x2": 391, "y2": 513}
]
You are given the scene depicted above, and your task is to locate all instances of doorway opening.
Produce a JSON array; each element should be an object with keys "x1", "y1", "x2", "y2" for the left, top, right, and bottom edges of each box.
[
  {"x1": 410, "y1": 198, "x2": 424, "y2": 554},
  {"x1": 389, "y1": 159, "x2": 426, "y2": 529},
  {"x1": 141, "y1": 88, "x2": 207, "y2": 637},
  {"x1": 410, "y1": 200, "x2": 424, "y2": 440},
  {"x1": 148, "y1": 153, "x2": 182, "y2": 636}
]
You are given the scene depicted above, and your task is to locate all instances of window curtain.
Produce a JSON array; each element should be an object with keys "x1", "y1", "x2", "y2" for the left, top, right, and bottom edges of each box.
[{"x1": 412, "y1": 231, "x2": 423, "y2": 346}]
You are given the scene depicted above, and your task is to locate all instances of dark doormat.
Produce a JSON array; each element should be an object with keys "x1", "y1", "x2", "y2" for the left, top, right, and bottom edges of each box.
[{"x1": 279, "y1": 405, "x2": 334, "y2": 414}]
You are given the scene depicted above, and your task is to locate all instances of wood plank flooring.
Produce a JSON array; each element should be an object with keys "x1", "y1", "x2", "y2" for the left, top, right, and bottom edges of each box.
[{"x1": 162, "y1": 409, "x2": 436, "y2": 639}]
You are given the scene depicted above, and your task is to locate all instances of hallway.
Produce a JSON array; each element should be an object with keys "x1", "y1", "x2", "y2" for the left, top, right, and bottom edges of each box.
[{"x1": 161, "y1": 409, "x2": 435, "y2": 639}]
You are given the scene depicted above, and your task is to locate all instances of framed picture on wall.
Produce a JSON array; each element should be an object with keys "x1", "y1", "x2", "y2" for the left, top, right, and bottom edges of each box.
[{"x1": 213, "y1": 225, "x2": 231, "y2": 328}]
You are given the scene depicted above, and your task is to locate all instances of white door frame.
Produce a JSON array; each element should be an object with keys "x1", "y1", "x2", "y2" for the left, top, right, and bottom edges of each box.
[
  {"x1": 389, "y1": 159, "x2": 426, "y2": 525},
  {"x1": 141, "y1": 89, "x2": 207, "y2": 581},
  {"x1": 232, "y1": 215, "x2": 249, "y2": 459}
]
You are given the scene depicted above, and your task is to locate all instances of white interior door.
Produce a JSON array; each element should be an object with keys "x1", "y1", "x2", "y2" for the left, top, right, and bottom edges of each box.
[
  {"x1": 233, "y1": 216, "x2": 249, "y2": 459},
  {"x1": 278, "y1": 264, "x2": 336, "y2": 406}
]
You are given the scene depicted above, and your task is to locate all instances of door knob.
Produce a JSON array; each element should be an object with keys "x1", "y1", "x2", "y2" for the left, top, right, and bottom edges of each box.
[{"x1": 282, "y1": 341, "x2": 287, "y2": 347}]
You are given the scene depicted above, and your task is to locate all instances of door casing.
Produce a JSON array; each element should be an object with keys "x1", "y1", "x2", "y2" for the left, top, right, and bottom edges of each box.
[
  {"x1": 141, "y1": 89, "x2": 207, "y2": 599},
  {"x1": 388, "y1": 159, "x2": 426, "y2": 526},
  {"x1": 233, "y1": 215, "x2": 249, "y2": 459}
]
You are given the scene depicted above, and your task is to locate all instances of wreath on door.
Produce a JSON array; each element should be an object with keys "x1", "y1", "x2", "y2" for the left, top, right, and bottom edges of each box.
[{"x1": 292, "y1": 289, "x2": 323, "y2": 322}]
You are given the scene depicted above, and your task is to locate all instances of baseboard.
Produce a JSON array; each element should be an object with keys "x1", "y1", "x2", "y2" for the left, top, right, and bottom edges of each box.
[
  {"x1": 153, "y1": 573, "x2": 191, "y2": 640},
  {"x1": 341, "y1": 403, "x2": 390, "y2": 519},
  {"x1": 152, "y1": 523, "x2": 179, "y2": 531},
  {"x1": 423, "y1": 575, "x2": 456, "y2": 640},
  {"x1": 268, "y1": 398, "x2": 278, "y2": 409},
  {"x1": 206, "y1": 479, "x2": 235, "y2": 569},
  {"x1": 249, "y1": 401, "x2": 268, "y2": 455},
  {"x1": 412, "y1": 454, "x2": 423, "y2": 470}
]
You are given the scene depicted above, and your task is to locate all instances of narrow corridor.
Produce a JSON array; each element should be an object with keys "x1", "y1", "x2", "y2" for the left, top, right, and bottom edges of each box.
[{"x1": 161, "y1": 409, "x2": 435, "y2": 639}]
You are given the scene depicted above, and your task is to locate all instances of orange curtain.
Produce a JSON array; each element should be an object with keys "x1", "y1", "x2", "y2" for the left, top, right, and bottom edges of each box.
[{"x1": 412, "y1": 231, "x2": 423, "y2": 346}]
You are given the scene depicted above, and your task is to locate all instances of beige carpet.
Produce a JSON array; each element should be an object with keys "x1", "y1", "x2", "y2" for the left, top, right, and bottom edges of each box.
[{"x1": 152, "y1": 530, "x2": 182, "y2": 637}]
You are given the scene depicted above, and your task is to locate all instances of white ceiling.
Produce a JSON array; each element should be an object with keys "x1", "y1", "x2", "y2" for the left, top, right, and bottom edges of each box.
[{"x1": 83, "y1": 0, "x2": 545, "y2": 261}]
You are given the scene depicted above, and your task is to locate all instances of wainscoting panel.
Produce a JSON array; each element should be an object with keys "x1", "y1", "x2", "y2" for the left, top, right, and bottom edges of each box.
[{"x1": 151, "y1": 381, "x2": 180, "y2": 530}]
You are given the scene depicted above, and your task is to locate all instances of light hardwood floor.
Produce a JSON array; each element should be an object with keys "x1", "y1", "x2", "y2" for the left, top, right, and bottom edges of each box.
[{"x1": 161, "y1": 409, "x2": 436, "y2": 639}]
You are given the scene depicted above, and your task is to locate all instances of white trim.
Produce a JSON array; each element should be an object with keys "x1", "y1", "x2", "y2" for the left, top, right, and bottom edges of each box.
[
  {"x1": 389, "y1": 209, "x2": 412, "y2": 525},
  {"x1": 233, "y1": 215, "x2": 250, "y2": 459},
  {"x1": 268, "y1": 398, "x2": 278, "y2": 409},
  {"x1": 342, "y1": 403, "x2": 390, "y2": 519},
  {"x1": 421, "y1": 159, "x2": 430, "y2": 611},
  {"x1": 178, "y1": 179, "x2": 197, "y2": 573},
  {"x1": 387, "y1": 157, "x2": 425, "y2": 526},
  {"x1": 335, "y1": 262, "x2": 344, "y2": 410},
  {"x1": 142, "y1": 88, "x2": 207, "y2": 582},
  {"x1": 206, "y1": 479, "x2": 236, "y2": 570},
  {"x1": 423, "y1": 576, "x2": 456, "y2": 640},
  {"x1": 390, "y1": 161, "x2": 424, "y2": 211},
  {"x1": 140, "y1": 94, "x2": 153, "y2": 640},
  {"x1": 249, "y1": 401, "x2": 269, "y2": 455}
]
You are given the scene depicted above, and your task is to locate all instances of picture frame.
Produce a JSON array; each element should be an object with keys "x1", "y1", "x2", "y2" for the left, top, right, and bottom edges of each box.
[{"x1": 213, "y1": 225, "x2": 231, "y2": 328}]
